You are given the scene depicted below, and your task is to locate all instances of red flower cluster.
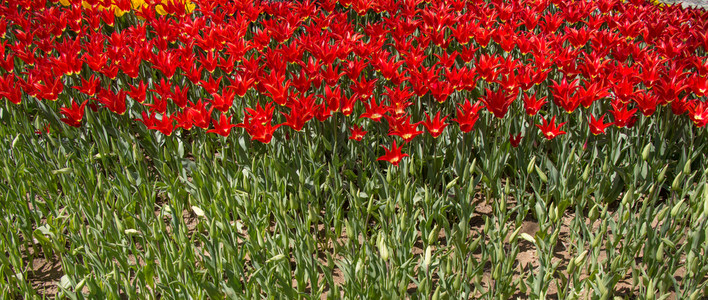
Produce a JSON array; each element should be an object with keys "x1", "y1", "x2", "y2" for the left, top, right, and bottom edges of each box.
[{"x1": 1, "y1": 0, "x2": 707, "y2": 166}]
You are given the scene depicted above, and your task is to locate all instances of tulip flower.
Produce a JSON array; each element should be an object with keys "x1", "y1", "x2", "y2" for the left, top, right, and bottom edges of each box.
[
  {"x1": 536, "y1": 116, "x2": 567, "y2": 140},
  {"x1": 378, "y1": 140, "x2": 409, "y2": 166}
]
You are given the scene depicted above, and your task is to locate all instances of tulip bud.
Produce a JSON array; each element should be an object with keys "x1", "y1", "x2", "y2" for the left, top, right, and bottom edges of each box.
[
  {"x1": 646, "y1": 279, "x2": 655, "y2": 300},
  {"x1": 621, "y1": 186, "x2": 634, "y2": 206},
  {"x1": 689, "y1": 289, "x2": 701, "y2": 300},
  {"x1": 432, "y1": 285, "x2": 440, "y2": 300},
  {"x1": 536, "y1": 165, "x2": 548, "y2": 183},
  {"x1": 345, "y1": 219, "x2": 353, "y2": 239},
  {"x1": 582, "y1": 163, "x2": 591, "y2": 182},
  {"x1": 589, "y1": 204, "x2": 599, "y2": 222},
  {"x1": 642, "y1": 143, "x2": 652, "y2": 161},
  {"x1": 656, "y1": 206, "x2": 669, "y2": 223},
  {"x1": 483, "y1": 217, "x2": 491, "y2": 235},
  {"x1": 355, "y1": 258, "x2": 364, "y2": 279},
  {"x1": 566, "y1": 256, "x2": 576, "y2": 274},
  {"x1": 75, "y1": 277, "x2": 87, "y2": 292},
  {"x1": 492, "y1": 264, "x2": 501, "y2": 280},
  {"x1": 466, "y1": 255, "x2": 474, "y2": 278},
  {"x1": 418, "y1": 277, "x2": 428, "y2": 293},
  {"x1": 133, "y1": 143, "x2": 141, "y2": 162},
  {"x1": 428, "y1": 225, "x2": 439, "y2": 245},
  {"x1": 266, "y1": 254, "x2": 286, "y2": 263},
  {"x1": 366, "y1": 195, "x2": 375, "y2": 214},
  {"x1": 657, "y1": 164, "x2": 668, "y2": 182},
  {"x1": 684, "y1": 158, "x2": 692, "y2": 174},
  {"x1": 423, "y1": 246, "x2": 432, "y2": 271},
  {"x1": 307, "y1": 207, "x2": 316, "y2": 225},
  {"x1": 470, "y1": 236, "x2": 482, "y2": 252},
  {"x1": 508, "y1": 226, "x2": 522, "y2": 243},
  {"x1": 671, "y1": 171, "x2": 683, "y2": 191},
  {"x1": 687, "y1": 251, "x2": 698, "y2": 275},
  {"x1": 11, "y1": 134, "x2": 20, "y2": 149},
  {"x1": 191, "y1": 206, "x2": 205, "y2": 219},
  {"x1": 575, "y1": 250, "x2": 588, "y2": 266},
  {"x1": 592, "y1": 233, "x2": 602, "y2": 248},
  {"x1": 124, "y1": 228, "x2": 140, "y2": 236},
  {"x1": 289, "y1": 193, "x2": 297, "y2": 210},
  {"x1": 520, "y1": 233, "x2": 535, "y2": 244},
  {"x1": 660, "y1": 238, "x2": 675, "y2": 249},
  {"x1": 378, "y1": 234, "x2": 389, "y2": 261},
  {"x1": 640, "y1": 224, "x2": 648, "y2": 240},
  {"x1": 445, "y1": 177, "x2": 458, "y2": 190},
  {"x1": 549, "y1": 203, "x2": 558, "y2": 223},
  {"x1": 671, "y1": 199, "x2": 685, "y2": 218},
  {"x1": 655, "y1": 243, "x2": 664, "y2": 263},
  {"x1": 527, "y1": 157, "x2": 536, "y2": 174}
]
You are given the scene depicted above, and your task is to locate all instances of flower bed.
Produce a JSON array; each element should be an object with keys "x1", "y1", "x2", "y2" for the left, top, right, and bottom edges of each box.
[{"x1": 1, "y1": 0, "x2": 708, "y2": 298}]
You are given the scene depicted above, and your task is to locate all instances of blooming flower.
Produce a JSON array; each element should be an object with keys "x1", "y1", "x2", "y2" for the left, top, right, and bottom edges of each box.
[
  {"x1": 349, "y1": 124, "x2": 367, "y2": 141},
  {"x1": 59, "y1": 99, "x2": 88, "y2": 128},
  {"x1": 536, "y1": 116, "x2": 567, "y2": 140},
  {"x1": 452, "y1": 99, "x2": 484, "y2": 133},
  {"x1": 207, "y1": 114, "x2": 237, "y2": 137},
  {"x1": 421, "y1": 112, "x2": 449, "y2": 138},
  {"x1": 378, "y1": 140, "x2": 409, "y2": 166},
  {"x1": 509, "y1": 132, "x2": 522, "y2": 147},
  {"x1": 588, "y1": 114, "x2": 613, "y2": 135}
]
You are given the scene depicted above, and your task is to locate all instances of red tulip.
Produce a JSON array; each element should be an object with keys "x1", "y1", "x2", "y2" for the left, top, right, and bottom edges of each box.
[
  {"x1": 387, "y1": 115, "x2": 423, "y2": 143},
  {"x1": 588, "y1": 114, "x2": 613, "y2": 135},
  {"x1": 208, "y1": 114, "x2": 237, "y2": 137},
  {"x1": 688, "y1": 100, "x2": 708, "y2": 128},
  {"x1": 97, "y1": 89, "x2": 127, "y2": 115},
  {"x1": 509, "y1": 132, "x2": 522, "y2": 148},
  {"x1": 187, "y1": 100, "x2": 213, "y2": 130},
  {"x1": 59, "y1": 99, "x2": 88, "y2": 128},
  {"x1": 128, "y1": 81, "x2": 147, "y2": 103},
  {"x1": 281, "y1": 94, "x2": 316, "y2": 132},
  {"x1": 421, "y1": 112, "x2": 449, "y2": 138},
  {"x1": 377, "y1": 140, "x2": 409, "y2": 166},
  {"x1": 359, "y1": 96, "x2": 389, "y2": 122},
  {"x1": 550, "y1": 77, "x2": 580, "y2": 113},
  {"x1": 632, "y1": 90, "x2": 659, "y2": 116},
  {"x1": 36, "y1": 75, "x2": 64, "y2": 101},
  {"x1": 536, "y1": 115, "x2": 567, "y2": 140},
  {"x1": 210, "y1": 88, "x2": 236, "y2": 113},
  {"x1": 452, "y1": 99, "x2": 484, "y2": 133},
  {"x1": 349, "y1": 124, "x2": 367, "y2": 141},
  {"x1": 522, "y1": 93, "x2": 547, "y2": 116},
  {"x1": 481, "y1": 88, "x2": 515, "y2": 119},
  {"x1": 610, "y1": 102, "x2": 637, "y2": 128}
]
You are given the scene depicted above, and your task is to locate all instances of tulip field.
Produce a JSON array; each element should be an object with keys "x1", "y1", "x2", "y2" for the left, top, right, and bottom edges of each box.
[{"x1": 1, "y1": 0, "x2": 708, "y2": 298}]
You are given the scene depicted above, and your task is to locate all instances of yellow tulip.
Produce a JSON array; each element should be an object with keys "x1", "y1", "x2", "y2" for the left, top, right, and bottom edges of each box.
[
  {"x1": 72, "y1": 0, "x2": 193, "y2": 17},
  {"x1": 131, "y1": 0, "x2": 146, "y2": 9},
  {"x1": 156, "y1": 0, "x2": 195, "y2": 15}
]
